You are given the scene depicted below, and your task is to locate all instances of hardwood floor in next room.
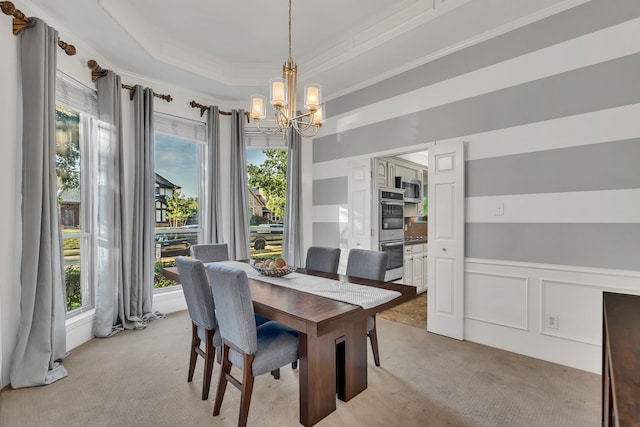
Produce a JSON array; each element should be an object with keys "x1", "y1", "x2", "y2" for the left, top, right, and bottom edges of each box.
[{"x1": 378, "y1": 292, "x2": 427, "y2": 329}]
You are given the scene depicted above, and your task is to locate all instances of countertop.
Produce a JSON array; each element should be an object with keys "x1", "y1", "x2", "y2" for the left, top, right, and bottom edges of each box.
[{"x1": 404, "y1": 239, "x2": 427, "y2": 245}]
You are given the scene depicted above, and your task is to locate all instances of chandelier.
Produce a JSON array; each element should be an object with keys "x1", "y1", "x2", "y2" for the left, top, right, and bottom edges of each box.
[{"x1": 249, "y1": 0, "x2": 324, "y2": 138}]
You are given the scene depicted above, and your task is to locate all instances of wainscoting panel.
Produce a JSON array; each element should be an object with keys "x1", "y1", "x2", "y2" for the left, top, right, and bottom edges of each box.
[
  {"x1": 464, "y1": 258, "x2": 640, "y2": 373},
  {"x1": 540, "y1": 278, "x2": 603, "y2": 345},
  {"x1": 465, "y1": 271, "x2": 529, "y2": 330}
]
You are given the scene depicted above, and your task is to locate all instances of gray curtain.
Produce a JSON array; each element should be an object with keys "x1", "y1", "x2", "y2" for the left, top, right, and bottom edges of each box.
[
  {"x1": 203, "y1": 106, "x2": 222, "y2": 243},
  {"x1": 11, "y1": 18, "x2": 68, "y2": 388},
  {"x1": 228, "y1": 110, "x2": 250, "y2": 260},
  {"x1": 282, "y1": 128, "x2": 303, "y2": 267},
  {"x1": 125, "y1": 86, "x2": 162, "y2": 325},
  {"x1": 94, "y1": 74, "x2": 162, "y2": 337}
]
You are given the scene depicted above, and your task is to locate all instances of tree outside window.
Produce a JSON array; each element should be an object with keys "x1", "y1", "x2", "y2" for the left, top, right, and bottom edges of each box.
[{"x1": 247, "y1": 148, "x2": 287, "y2": 259}]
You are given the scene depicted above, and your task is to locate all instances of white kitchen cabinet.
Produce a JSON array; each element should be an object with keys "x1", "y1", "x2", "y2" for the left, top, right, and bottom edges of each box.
[
  {"x1": 376, "y1": 159, "x2": 398, "y2": 188},
  {"x1": 420, "y1": 244, "x2": 428, "y2": 294},
  {"x1": 376, "y1": 159, "x2": 388, "y2": 187},
  {"x1": 403, "y1": 243, "x2": 427, "y2": 294},
  {"x1": 411, "y1": 253, "x2": 423, "y2": 290},
  {"x1": 403, "y1": 245, "x2": 413, "y2": 286},
  {"x1": 395, "y1": 163, "x2": 418, "y2": 180},
  {"x1": 388, "y1": 162, "x2": 395, "y2": 187}
]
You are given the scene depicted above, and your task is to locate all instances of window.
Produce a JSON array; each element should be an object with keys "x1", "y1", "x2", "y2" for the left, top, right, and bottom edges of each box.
[
  {"x1": 56, "y1": 72, "x2": 98, "y2": 315},
  {"x1": 153, "y1": 114, "x2": 205, "y2": 289},
  {"x1": 246, "y1": 143, "x2": 287, "y2": 260}
]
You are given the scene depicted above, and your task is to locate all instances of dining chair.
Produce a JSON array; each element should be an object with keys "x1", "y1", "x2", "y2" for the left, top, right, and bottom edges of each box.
[
  {"x1": 190, "y1": 243, "x2": 229, "y2": 263},
  {"x1": 305, "y1": 246, "x2": 341, "y2": 273},
  {"x1": 175, "y1": 256, "x2": 221, "y2": 400},
  {"x1": 346, "y1": 248, "x2": 390, "y2": 367},
  {"x1": 191, "y1": 243, "x2": 270, "y2": 327},
  {"x1": 207, "y1": 263, "x2": 299, "y2": 427}
]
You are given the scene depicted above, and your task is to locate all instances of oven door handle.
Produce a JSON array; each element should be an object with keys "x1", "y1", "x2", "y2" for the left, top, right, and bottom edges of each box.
[
  {"x1": 381, "y1": 201, "x2": 404, "y2": 206},
  {"x1": 381, "y1": 241, "x2": 404, "y2": 248}
]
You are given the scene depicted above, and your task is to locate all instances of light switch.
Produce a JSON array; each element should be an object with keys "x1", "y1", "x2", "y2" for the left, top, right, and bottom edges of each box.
[{"x1": 495, "y1": 201, "x2": 504, "y2": 216}]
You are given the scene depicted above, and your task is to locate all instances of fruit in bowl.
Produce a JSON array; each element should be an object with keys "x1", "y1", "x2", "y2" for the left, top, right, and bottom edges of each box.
[{"x1": 251, "y1": 257, "x2": 296, "y2": 277}]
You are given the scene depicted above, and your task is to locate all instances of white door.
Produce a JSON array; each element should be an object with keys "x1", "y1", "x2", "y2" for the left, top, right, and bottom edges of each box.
[
  {"x1": 348, "y1": 158, "x2": 372, "y2": 251},
  {"x1": 427, "y1": 140, "x2": 465, "y2": 340}
]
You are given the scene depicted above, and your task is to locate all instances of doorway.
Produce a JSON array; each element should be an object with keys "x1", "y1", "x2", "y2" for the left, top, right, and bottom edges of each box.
[{"x1": 373, "y1": 140, "x2": 465, "y2": 340}]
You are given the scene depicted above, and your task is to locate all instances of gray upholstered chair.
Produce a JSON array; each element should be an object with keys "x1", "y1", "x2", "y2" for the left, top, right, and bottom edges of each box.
[
  {"x1": 175, "y1": 256, "x2": 222, "y2": 400},
  {"x1": 207, "y1": 263, "x2": 299, "y2": 427},
  {"x1": 190, "y1": 243, "x2": 229, "y2": 263},
  {"x1": 305, "y1": 246, "x2": 341, "y2": 273},
  {"x1": 346, "y1": 248, "x2": 390, "y2": 367},
  {"x1": 191, "y1": 243, "x2": 269, "y2": 327}
]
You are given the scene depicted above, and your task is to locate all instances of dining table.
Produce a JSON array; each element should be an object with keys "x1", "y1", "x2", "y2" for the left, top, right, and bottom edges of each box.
[{"x1": 163, "y1": 260, "x2": 416, "y2": 427}]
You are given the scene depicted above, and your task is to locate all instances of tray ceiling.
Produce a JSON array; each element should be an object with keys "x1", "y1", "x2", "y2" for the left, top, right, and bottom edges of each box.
[{"x1": 27, "y1": 0, "x2": 585, "y2": 103}]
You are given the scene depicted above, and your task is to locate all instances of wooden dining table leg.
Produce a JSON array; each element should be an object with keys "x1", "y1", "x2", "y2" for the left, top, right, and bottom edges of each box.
[
  {"x1": 337, "y1": 317, "x2": 368, "y2": 402},
  {"x1": 298, "y1": 332, "x2": 337, "y2": 427}
]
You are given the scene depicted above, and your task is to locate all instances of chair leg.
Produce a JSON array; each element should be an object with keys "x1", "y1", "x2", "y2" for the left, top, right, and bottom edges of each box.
[
  {"x1": 188, "y1": 323, "x2": 200, "y2": 382},
  {"x1": 369, "y1": 316, "x2": 381, "y2": 367},
  {"x1": 213, "y1": 345, "x2": 231, "y2": 416},
  {"x1": 202, "y1": 329, "x2": 216, "y2": 400},
  {"x1": 239, "y1": 354, "x2": 255, "y2": 427},
  {"x1": 270, "y1": 368, "x2": 280, "y2": 380}
]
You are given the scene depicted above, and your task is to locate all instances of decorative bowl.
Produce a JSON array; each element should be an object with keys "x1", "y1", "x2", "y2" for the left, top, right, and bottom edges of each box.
[{"x1": 250, "y1": 262, "x2": 296, "y2": 277}]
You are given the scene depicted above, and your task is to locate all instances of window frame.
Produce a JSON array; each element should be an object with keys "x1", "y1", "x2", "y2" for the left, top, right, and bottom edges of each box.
[
  {"x1": 56, "y1": 97, "x2": 97, "y2": 317},
  {"x1": 153, "y1": 113, "x2": 206, "y2": 291}
]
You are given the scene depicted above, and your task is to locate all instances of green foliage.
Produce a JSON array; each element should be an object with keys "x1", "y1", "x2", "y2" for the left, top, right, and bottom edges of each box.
[
  {"x1": 63, "y1": 237, "x2": 80, "y2": 250},
  {"x1": 165, "y1": 189, "x2": 198, "y2": 227},
  {"x1": 55, "y1": 108, "x2": 81, "y2": 192},
  {"x1": 154, "y1": 260, "x2": 179, "y2": 288},
  {"x1": 65, "y1": 266, "x2": 82, "y2": 311},
  {"x1": 247, "y1": 149, "x2": 288, "y2": 218},
  {"x1": 65, "y1": 260, "x2": 180, "y2": 312}
]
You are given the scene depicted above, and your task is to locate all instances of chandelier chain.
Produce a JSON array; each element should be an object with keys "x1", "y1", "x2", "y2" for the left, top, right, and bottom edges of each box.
[
  {"x1": 249, "y1": 0, "x2": 323, "y2": 139},
  {"x1": 288, "y1": 0, "x2": 292, "y2": 61}
]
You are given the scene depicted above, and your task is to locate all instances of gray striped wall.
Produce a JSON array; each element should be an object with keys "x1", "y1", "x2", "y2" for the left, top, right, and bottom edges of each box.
[
  {"x1": 311, "y1": 0, "x2": 640, "y2": 271},
  {"x1": 325, "y1": 0, "x2": 640, "y2": 118},
  {"x1": 466, "y1": 139, "x2": 640, "y2": 197},
  {"x1": 465, "y1": 223, "x2": 640, "y2": 271},
  {"x1": 313, "y1": 52, "x2": 640, "y2": 163},
  {"x1": 312, "y1": 177, "x2": 348, "y2": 205},
  {"x1": 464, "y1": 139, "x2": 640, "y2": 270}
]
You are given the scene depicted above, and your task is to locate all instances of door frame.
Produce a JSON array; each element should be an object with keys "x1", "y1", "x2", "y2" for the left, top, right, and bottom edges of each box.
[{"x1": 372, "y1": 141, "x2": 465, "y2": 340}]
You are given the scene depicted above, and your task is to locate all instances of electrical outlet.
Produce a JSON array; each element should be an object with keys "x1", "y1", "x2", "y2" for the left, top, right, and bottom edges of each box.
[{"x1": 547, "y1": 313, "x2": 559, "y2": 330}]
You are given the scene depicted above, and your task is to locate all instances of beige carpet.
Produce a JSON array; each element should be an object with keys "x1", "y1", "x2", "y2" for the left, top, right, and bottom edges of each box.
[{"x1": 0, "y1": 311, "x2": 599, "y2": 427}]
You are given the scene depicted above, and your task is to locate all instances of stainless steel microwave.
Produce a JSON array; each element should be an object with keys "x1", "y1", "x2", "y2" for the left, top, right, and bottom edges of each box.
[{"x1": 395, "y1": 177, "x2": 421, "y2": 203}]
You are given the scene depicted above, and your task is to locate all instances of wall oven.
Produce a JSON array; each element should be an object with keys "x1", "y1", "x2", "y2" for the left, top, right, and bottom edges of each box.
[
  {"x1": 380, "y1": 240, "x2": 404, "y2": 281},
  {"x1": 379, "y1": 189, "x2": 404, "y2": 242},
  {"x1": 379, "y1": 189, "x2": 404, "y2": 281}
]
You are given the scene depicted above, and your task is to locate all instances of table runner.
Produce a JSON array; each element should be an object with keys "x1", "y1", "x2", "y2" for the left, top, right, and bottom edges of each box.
[{"x1": 217, "y1": 261, "x2": 401, "y2": 310}]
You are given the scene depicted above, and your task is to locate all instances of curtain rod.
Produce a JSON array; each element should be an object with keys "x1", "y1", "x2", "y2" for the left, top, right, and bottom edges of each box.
[
  {"x1": 0, "y1": 1, "x2": 76, "y2": 55},
  {"x1": 189, "y1": 100, "x2": 250, "y2": 122},
  {"x1": 87, "y1": 59, "x2": 173, "y2": 103}
]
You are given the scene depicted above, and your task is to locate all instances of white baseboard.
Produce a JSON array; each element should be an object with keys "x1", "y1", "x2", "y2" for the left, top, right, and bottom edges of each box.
[{"x1": 65, "y1": 289, "x2": 187, "y2": 353}]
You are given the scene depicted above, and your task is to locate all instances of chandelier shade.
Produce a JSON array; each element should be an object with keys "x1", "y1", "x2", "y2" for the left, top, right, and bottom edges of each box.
[{"x1": 249, "y1": 0, "x2": 325, "y2": 138}]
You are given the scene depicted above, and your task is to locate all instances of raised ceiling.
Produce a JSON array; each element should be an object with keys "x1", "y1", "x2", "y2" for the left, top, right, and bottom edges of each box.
[{"x1": 28, "y1": 0, "x2": 583, "y2": 103}]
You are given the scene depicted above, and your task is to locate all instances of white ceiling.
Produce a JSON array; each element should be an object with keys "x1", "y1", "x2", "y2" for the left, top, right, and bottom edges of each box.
[{"x1": 28, "y1": 0, "x2": 580, "y2": 103}]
